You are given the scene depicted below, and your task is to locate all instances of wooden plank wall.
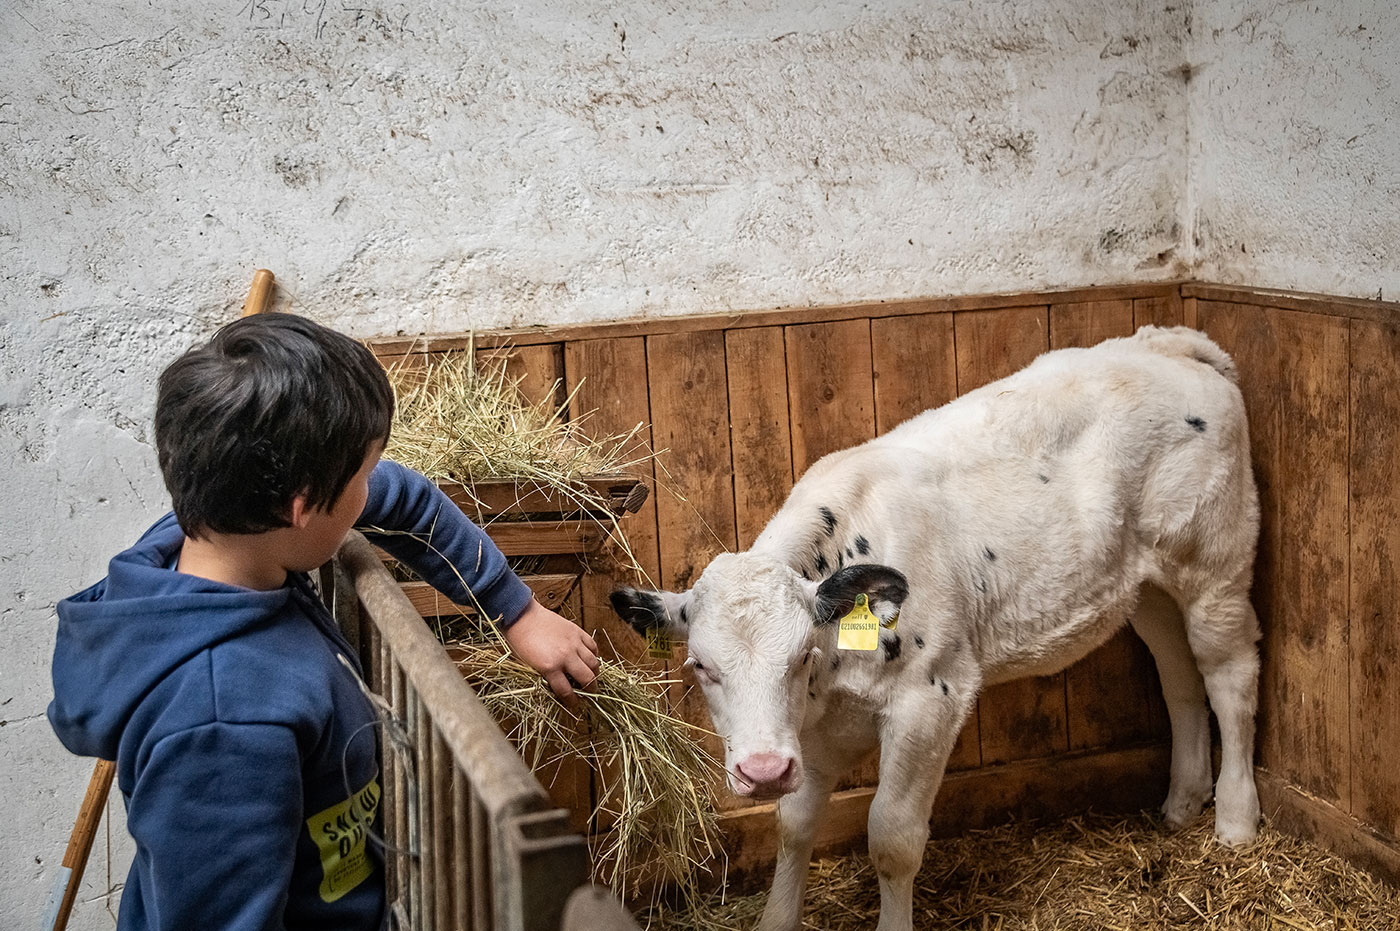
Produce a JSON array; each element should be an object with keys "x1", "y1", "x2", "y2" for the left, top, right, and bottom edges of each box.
[
  {"x1": 1185, "y1": 283, "x2": 1400, "y2": 856},
  {"x1": 374, "y1": 283, "x2": 1181, "y2": 826},
  {"x1": 377, "y1": 280, "x2": 1400, "y2": 881}
]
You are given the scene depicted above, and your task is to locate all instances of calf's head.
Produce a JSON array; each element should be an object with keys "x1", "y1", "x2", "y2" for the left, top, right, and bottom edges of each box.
[{"x1": 610, "y1": 552, "x2": 907, "y2": 799}]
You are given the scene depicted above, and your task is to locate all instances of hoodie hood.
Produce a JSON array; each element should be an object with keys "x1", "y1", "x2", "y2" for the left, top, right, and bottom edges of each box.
[{"x1": 48, "y1": 513, "x2": 293, "y2": 760}]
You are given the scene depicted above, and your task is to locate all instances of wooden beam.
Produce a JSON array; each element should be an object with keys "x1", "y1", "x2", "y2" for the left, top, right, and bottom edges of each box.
[
  {"x1": 368, "y1": 282, "x2": 1184, "y2": 355},
  {"x1": 398, "y1": 573, "x2": 581, "y2": 617},
  {"x1": 1257, "y1": 769, "x2": 1400, "y2": 886},
  {"x1": 1183, "y1": 282, "x2": 1400, "y2": 324}
]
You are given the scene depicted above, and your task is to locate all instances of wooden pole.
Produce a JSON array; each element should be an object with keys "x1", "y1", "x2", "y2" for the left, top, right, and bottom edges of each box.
[
  {"x1": 45, "y1": 758, "x2": 116, "y2": 931},
  {"x1": 241, "y1": 268, "x2": 276, "y2": 316}
]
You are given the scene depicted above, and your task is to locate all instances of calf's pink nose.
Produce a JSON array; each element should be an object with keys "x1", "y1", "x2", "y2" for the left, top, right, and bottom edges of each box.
[{"x1": 735, "y1": 752, "x2": 795, "y2": 788}]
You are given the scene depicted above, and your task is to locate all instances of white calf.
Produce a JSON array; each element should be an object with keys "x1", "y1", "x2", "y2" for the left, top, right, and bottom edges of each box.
[{"x1": 612, "y1": 326, "x2": 1261, "y2": 931}]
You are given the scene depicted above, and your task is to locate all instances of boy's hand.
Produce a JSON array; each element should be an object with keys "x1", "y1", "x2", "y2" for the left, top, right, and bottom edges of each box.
[{"x1": 503, "y1": 599, "x2": 601, "y2": 702}]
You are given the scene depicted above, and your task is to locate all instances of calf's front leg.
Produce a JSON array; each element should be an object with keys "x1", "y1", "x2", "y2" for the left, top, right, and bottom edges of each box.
[
  {"x1": 867, "y1": 679, "x2": 973, "y2": 931},
  {"x1": 756, "y1": 712, "x2": 878, "y2": 931},
  {"x1": 754, "y1": 766, "x2": 841, "y2": 931}
]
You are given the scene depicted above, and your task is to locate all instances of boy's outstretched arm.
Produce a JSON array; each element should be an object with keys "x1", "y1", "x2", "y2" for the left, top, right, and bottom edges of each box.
[{"x1": 357, "y1": 460, "x2": 600, "y2": 697}]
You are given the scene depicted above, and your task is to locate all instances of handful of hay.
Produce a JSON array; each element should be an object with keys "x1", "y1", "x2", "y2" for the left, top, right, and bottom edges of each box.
[{"x1": 448, "y1": 634, "x2": 726, "y2": 904}]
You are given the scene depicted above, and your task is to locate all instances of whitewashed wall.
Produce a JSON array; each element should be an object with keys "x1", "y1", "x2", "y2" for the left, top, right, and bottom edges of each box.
[
  {"x1": 1, "y1": 0, "x2": 1393, "y2": 927},
  {"x1": 1189, "y1": 0, "x2": 1400, "y2": 298}
]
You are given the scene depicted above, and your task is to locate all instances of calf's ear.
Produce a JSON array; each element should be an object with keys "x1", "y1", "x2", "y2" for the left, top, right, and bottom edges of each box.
[
  {"x1": 813, "y1": 565, "x2": 908, "y2": 626},
  {"x1": 609, "y1": 588, "x2": 693, "y2": 639}
]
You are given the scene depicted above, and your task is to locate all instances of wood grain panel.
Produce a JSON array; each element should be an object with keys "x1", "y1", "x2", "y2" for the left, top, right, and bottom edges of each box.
[
  {"x1": 726, "y1": 327, "x2": 794, "y2": 549},
  {"x1": 1349, "y1": 317, "x2": 1400, "y2": 836},
  {"x1": 1194, "y1": 301, "x2": 1285, "y2": 785},
  {"x1": 647, "y1": 331, "x2": 739, "y2": 591},
  {"x1": 1050, "y1": 301, "x2": 1161, "y2": 751},
  {"x1": 870, "y1": 313, "x2": 957, "y2": 434},
  {"x1": 784, "y1": 319, "x2": 877, "y2": 477},
  {"x1": 563, "y1": 338, "x2": 661, "y2": 667},
  {"x1": 1133, "y1": 293, "x2": 1185, "y2": 330},
  {"x1": 869, "y1": 313, "x2": 977, "y2": 770},
  {"x1": 953, "y1": 306, "x2": 1066, "y2": 765},
  {"x1": 646, "y1": 331, "x2": 742, "y2": 799},
  {"x1": 1049, "y1": 300, "x2": 1134, "y2": 349},
  {"x1": 474, "y1": 343, "x2": 565, "y2": 412},
  {"x1": 1271, "y1": 309, "x2": 1350, "y2": 807}
]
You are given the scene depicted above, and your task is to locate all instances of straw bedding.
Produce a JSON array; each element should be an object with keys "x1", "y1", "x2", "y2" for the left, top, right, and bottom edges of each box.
[{"x1": 645, "y1": 810, "x2": 1399, "y2": 930}]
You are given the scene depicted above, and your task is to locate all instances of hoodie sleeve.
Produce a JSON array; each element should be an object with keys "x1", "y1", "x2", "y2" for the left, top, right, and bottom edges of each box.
[
  {"x1": 125, "y1": 722, "x2": 301, "y2": 931},
  {"x1": 356, "y1": 460, "x2": 534, "y2": 628}
]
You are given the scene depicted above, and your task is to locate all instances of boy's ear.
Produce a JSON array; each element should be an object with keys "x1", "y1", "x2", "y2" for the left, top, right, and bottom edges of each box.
[
  {"x1": 288, "y1": 494, "x2": 312, "y2": 530},
  {"x1": 813, "y1": 564, "x2": 908, "y2": 626},
  {"x1": 609, "y1": 588, "x2": 692, "y2": 639}
]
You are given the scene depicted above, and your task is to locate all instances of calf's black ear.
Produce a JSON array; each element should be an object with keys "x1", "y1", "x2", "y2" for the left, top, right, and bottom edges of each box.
[
  {"x1": 609, "y1": 588, "x2": 693, "y2": 639},
  {"x1": 813, "y1": 565, "x2": 908, "y2": 626}
]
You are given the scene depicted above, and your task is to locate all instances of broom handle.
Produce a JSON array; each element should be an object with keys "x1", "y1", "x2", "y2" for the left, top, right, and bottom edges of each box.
[
  {"x1": 45, "y1": 758, "x2": 115, "y2": 931},
  {"x1": 241, "y1": 268, "x2": 275, "y2": 316}
]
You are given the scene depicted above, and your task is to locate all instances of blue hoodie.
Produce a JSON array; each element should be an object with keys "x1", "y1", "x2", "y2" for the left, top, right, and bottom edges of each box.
[{"x1": 48, "y1": 460, "x2": 533, "y2": 931}]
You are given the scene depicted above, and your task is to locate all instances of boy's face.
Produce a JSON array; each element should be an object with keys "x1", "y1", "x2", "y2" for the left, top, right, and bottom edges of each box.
[{"x1": 290, "y1": 443, "x2": 384, "y2": 571}]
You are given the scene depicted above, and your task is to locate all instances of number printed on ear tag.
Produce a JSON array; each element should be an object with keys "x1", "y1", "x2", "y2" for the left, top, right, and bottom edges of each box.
[
  {"x1": 837, "y1": 594, "x2": 880, "y2": 651},
  {"x1": 646, "y1": 626, "x2": 672, "y2": 658}
]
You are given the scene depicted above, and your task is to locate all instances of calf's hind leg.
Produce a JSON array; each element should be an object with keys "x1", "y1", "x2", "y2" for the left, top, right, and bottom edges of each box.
[
  {"x1": 1184, "y1": 587, "x2": 1261, "y2": 845},
  {"x1": 1128, "y1": 584, "x2": 1214, "y2": 828}
]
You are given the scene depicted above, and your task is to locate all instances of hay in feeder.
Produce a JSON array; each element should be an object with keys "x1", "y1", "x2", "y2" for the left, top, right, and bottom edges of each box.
[
  {"x1": 385, "y1": 350, "x2": 653, "y2": 536},
  {"x1": 447, "y1": 634, "x2": 727, "y2": 905},
  {"x1": 647, "y1": 810, "x2": 1399, "y2": 930}
]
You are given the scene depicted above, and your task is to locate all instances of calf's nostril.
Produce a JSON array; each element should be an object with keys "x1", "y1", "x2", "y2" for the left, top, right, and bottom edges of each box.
[{"x1": 736, "y1": 752, "x2": 796, "y2": 786}]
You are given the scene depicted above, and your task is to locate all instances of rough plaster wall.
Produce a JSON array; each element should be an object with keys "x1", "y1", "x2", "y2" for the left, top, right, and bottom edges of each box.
[
  {"x1": 1189, "y1": 1, "x2": 1400, "y2": 298},
  {"x1": 0, "y1": 1, "x2": 1191, "y2": 925}
]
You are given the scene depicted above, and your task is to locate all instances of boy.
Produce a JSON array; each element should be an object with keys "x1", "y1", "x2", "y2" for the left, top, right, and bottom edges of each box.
[{"x1": 48, "y1": 313, "x2": 600, "y2": 930}]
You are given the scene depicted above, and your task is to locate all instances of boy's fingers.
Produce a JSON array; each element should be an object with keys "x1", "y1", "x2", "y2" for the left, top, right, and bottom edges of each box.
[
  {"x1": 581, "y1": 630, "x2": 599, "y2": 654},
  {"x1": 567, "y1": 653, "x2": 598, "y2": 689},
  {"x1": 545, "y1": 670, "x2": 576, "y2": 701}
]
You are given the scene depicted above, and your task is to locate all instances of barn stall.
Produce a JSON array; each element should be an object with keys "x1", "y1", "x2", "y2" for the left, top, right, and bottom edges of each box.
[{"x1": 324, "y1": 277, "x2": 1400, "y2": 928}]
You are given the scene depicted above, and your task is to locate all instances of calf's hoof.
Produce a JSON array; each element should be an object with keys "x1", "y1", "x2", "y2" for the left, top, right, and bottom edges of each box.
[{"x1": 1161, "y1": 786, "x2": 1213, "y2": 830}]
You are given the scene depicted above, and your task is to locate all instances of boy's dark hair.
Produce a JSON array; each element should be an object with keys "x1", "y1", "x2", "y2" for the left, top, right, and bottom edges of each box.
[{"x1": 155, "y1": 313, "x2": 394, "y2": 538}]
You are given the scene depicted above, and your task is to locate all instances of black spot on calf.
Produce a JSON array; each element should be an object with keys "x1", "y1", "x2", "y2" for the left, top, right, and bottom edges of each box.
[
  {"x1": 1037, "y1": 473, "x2": 1050, "y2": 484},
  {"x1": 819, "y1": 506, "x2": 838, "y2": 537},
  {"x1": 941, "y1": 681, "x2": 950, "y2": 696},
  {"x1": 855, "y1": 535, "x2": 870, "y2": 555},
  {"x1": 914, "y1": 635, "x2": 924, "y2": 649},
  {"x1": 815, "y1": 552, "x2": 830, "y2": 576},
  {"x1": 983, "y1": 546, "x2": 996, "y2": 562},
  {"x1": 883, "y1": 634, "x2": 902, "y2": 662},
  {"x1": 1186, "y1": 415, "x2": 1207, "y2": 433}
]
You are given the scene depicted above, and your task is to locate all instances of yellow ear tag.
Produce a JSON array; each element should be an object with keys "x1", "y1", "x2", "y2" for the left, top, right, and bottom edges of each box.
[
  {"x1": 837, "y1": 594, "x2": 880, "y2": 651},
  {"x1": 646, "y1": 626, "x2": 672, "y2": 659}
]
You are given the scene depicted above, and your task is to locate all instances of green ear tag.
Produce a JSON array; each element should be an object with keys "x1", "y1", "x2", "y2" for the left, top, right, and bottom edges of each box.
[
  {"x1": 837, "y1": 594, "x2": 880, "y2": 651},
  {"x1": 646, "y1": 626, "x2": 672, "y2": 659}
]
